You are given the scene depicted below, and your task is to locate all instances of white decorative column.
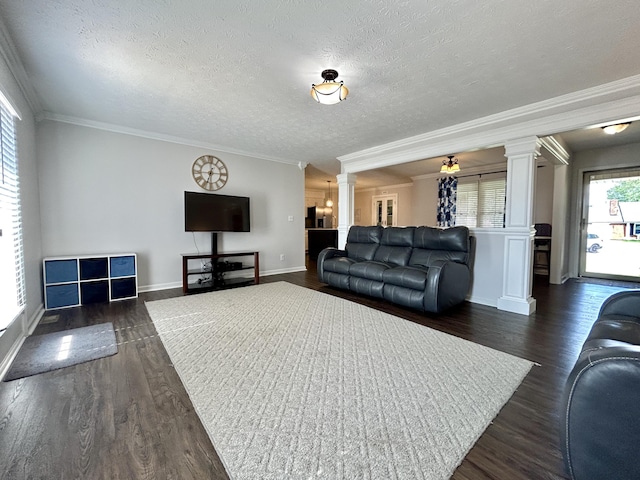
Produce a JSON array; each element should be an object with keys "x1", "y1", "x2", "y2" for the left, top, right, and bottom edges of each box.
[
  {"x1": 497, "y1": 137, "x2": 541, "y2": 315},
  {"x1": 336, "y1": 173, "x2": 357, "y2": 249}
]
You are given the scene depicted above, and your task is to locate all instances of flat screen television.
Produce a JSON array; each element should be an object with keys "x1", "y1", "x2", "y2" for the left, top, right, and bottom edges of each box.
[{"x1": 184, "y1": 191, "x2": 251, "y2": 232}]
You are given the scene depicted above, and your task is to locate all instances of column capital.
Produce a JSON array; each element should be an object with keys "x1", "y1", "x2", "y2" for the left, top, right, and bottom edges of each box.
[
  {"x1": 504, "y1": 136, "x2": 542, "y2": 158},
  {"x1": 336, "y1": 172, "x2": 357, "y2": 185}
]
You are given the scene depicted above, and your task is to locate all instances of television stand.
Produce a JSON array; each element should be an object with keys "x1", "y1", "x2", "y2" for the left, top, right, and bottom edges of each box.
[{"x1": 181, "y1": 251, "x2": 259, "y2": 294}]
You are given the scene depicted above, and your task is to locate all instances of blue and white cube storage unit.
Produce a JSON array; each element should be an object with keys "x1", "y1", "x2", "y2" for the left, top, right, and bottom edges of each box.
[{"x1": 43, "y1": 253, "x2": 137, "y2": 310}]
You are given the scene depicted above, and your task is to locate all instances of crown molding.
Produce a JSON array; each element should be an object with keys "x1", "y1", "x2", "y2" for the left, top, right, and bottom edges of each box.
[
  {"x1": 355, "y1": 182, "x2": 414, "y2": 193},
  {"x1": 338, "y1": 75, "x2": 640, "y2": 173},
  {"x1": 540, "y1": 136, "x2": 570, "y2": 165},
  {"x1": 0, "y1": 16, "x2": 42, "y2": 115},
  {"x1": 39, "y1": 112, "x2": 301, "y2": 167}
]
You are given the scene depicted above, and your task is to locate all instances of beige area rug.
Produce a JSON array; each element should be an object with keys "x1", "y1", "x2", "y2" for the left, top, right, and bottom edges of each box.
[{"x1": 145, "y1": 282, "x2": 532, "y2": 480}]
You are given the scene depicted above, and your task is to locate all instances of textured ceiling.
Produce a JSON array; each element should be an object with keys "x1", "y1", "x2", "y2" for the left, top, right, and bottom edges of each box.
[{"x1": 2, "y1": 0, "x2": 640, "y2": 188}]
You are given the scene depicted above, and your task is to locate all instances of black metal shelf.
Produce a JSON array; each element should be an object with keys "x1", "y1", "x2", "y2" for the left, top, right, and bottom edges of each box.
[
  {"x1": 186, "y1": 277, "x2": 255, "y2": 292},
  {"x1": 181, "y1": 251, "x2": 260, "y2": 294}
]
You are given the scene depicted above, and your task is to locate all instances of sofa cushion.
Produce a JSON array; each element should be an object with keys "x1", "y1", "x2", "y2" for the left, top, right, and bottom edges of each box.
[
  {"x1": 410, "y1": 226, "x2": 470, "y2": 267},
  {"x1": 323, "y1": 256, "x2": 355, "y2": 275},
  {"x1": 413, "y1": 225, "x2": 469, "y2": 252},
  {"x1": 350, "y1": 277, "x2": 385, "y2": 298},
  {"x1": 371, "y1": 227, "x2": 415, "y2": 266},
  {"x1": 350, "y1": 261, "x2": 391, "y2": 281},
  {"x1": 383, "y1": 266, "x2": 428, "y2": 290},
  {"x1": 374, "y1": 246, "x2": 412, "y2": 266},
  {"x1": 324, "y1": 271, "x2": 350, "y2": 290},
  {"x1": 347, "y1": 225, "x2": 384, "y2": 244},
  {"x1": 383, "y1": 284, "x2": 425, "y2": 310},
  {"x1": 345, "y1": 225, "x2": 383, "y2": 261},
  {"x1": 381, "y1": 226, "x2": 415, "y2": 246}
]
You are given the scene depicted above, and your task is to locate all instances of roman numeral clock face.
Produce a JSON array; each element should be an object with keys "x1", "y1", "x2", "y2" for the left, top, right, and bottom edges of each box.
[{"x1": 191, "y1": 155, "x2": 228, "y2": 191}]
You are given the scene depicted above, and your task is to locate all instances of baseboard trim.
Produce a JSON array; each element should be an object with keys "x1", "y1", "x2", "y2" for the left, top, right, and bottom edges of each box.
[
  {"x1": 26, "y1": 304, "x2": 44, "y2": 335},
  {"x1": 497, "y1": 295, "x2": 537, "y2": 316},
  {"x1": 0, "y1": 303, "x2": 43, "y2": 381},
  {"x1": 138, "y1": 282, "x2": 182, "y2": 293},
  {"x1": 138, "y1": 266, "x2": 308, "y2": 293},
  {"x1": 0, "y1": 333, "x2": 25, "y2": 381},
  {"x1": 261, "y1": 266, "x2": 307, "y2": 276},
  {"x1": 466, "y1": 294, "x2": 498, "y2": 308}
]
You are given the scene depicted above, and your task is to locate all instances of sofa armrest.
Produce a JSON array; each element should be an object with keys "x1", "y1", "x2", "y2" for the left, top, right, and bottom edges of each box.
[
  {"x1": 317, "y1": 248, "x2": 347, "y2": 283},
  {"x1": 561, "y1": 344, "x2": 640, "y2": 480},
  {"x1": 598, "y1": 290, "x2": 640, "y2": 318},
  {"x1": 423, "y1": 260, "x2": 471, "y2": 313}
]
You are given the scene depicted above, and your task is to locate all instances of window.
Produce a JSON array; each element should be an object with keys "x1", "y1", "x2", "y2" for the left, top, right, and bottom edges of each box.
[
  {"x1": 456, "y1": 183, "x2": 478, "y2": 227},
  {"x1": 455, "y1": 176, "x2": 506, "y2": 228},
  {"x1": 0, "y1": 95, "x2": 24, "y2": 331}
]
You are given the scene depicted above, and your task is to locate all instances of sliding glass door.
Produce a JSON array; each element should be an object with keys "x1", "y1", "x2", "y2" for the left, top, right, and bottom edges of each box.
[{"x1": 580, "y1": 168, "x2": 640, "y2": 281}]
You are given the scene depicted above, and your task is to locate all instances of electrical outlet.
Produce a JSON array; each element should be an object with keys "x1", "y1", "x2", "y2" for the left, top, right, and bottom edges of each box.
[
  {"x1": 288, "y1": 215, "x2": 294, "y2": 222},
  {"x1": 280, "y1": 254, "x2": 285, "y2": 261}
]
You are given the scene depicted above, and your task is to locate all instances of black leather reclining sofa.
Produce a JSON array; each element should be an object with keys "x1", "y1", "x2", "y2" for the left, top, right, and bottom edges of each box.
[
  {"x1": 317, "y1": 225, "x2": 474, "y2": 313},
  {"x1": 561, "y1": 289, "x2": 640, "y2": 480}
]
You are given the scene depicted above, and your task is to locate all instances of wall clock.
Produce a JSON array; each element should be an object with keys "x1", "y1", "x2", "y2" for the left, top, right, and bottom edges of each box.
[{"x1": 192, "y1": 155, "x2": 228, "y2": 191}]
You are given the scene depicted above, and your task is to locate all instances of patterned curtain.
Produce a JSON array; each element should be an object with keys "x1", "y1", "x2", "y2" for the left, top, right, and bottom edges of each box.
[{"x1": 437, "y1": 176, "x2": 458, "y2": 227}]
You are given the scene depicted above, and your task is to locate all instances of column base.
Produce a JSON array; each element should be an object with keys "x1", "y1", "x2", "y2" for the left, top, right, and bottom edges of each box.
[{"x1": 497, "y1": 295, "x2": 537, "y2": 316}]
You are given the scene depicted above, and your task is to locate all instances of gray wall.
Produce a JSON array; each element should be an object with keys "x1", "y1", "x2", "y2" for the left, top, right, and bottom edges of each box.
[
  {"x1": 534, "y1": 161, "x2": 555, "y2": 224},
  {"x1": 37, "y1": 120, "x2": 307, "y2": 291}
]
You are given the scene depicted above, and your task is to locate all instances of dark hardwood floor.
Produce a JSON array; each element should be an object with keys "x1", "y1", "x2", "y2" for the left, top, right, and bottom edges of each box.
[{"x1": 1, "y1": 264, "x2": 638, "y2": 479}]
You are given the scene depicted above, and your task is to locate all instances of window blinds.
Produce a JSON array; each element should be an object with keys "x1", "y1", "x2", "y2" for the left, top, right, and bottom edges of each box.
[
  {"x1": 478, "y1": 178, "x2": 506, "y2": 227},
  {"x1": 455, "y1": 176, "x2": 506, "y2": 228},
  {"x1": 456, "y1": 183, "x2": 478, "y2": 227},
  {"x1": 0, "y1": 100, "x2": 25, "y2": 330}
]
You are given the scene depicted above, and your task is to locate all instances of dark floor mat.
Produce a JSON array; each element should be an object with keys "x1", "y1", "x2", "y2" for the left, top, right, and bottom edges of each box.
[{"x1": 3, "y1": 323, "x2": 118, "y2": 381}]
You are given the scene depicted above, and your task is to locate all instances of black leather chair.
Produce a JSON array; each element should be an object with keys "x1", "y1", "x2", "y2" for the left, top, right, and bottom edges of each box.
[{"x1": 561, "y1": 290, "x2": 640, "y2": 480}]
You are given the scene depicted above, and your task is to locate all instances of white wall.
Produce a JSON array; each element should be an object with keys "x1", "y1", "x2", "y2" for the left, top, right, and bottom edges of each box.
[
  {"x1": 534, "y1": 161, "x2": 555, "y2": 224},
  {"x1": 550, "y1": 164, "x2": 570, "y2": 284},
  {"x1": 0, "y1": 53, "x2": 43, "y2": 373},
  {"x1": 353, "y1": 190, "x2": 370, "y2": 226},
  {"x1": 569, "y1": 142, "x2": 640, "y2": 276},
  {"x1": 37, "y1": 121, "x2": 306, "y2": 291},
  {"x1": 466, "y1": 229, "x2": 506, "y2": 307},
  {"x1": 411, "y1": 177, "x2": 438, "y2": 226}
]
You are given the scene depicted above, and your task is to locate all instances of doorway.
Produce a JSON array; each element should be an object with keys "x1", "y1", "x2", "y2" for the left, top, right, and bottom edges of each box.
[
  {"x1": 372, "y1": 194, "x2": 397, "y2": 227},
  {"x1": 580, "y1": 168, "x2": 640, "y2": 281}
]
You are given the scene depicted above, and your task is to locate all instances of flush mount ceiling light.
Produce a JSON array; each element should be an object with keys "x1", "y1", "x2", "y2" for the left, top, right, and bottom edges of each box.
[
  {"x1": 311, "y1": 69, "x2": 349, "y2": 105},
  {"x1": 602, "y1": 122, "x2": 631, "y2": 135},
  {"x1": 440, "y1": 155, "x2": 460, "y2": 174}
]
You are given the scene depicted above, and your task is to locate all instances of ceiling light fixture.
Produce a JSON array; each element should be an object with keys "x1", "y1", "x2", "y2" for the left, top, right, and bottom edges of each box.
[
  {"x1": 311, "y1": 69, "x2": 349, "y2": 105},
  {"x1": 440, "y1": 155, "x2": 460, "y2": 174},
  {"x1": 602, "y1": 123, "x2": 631, "y2": 135},
  {"x1": 325, "y1": 180, "x2": 334, "y2": 207}
]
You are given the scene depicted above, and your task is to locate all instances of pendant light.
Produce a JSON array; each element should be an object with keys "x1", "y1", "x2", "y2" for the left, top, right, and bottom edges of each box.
[
  {"x1": 325, "y1": 180, "x2": 334, "y2": 207},
  {"x1": 311, "y1": 70, "x2": 349, "y2": 105}
]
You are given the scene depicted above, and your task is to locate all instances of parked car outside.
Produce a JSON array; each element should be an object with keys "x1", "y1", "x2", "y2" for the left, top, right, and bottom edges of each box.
[{"x1": 587, "y1": 233, "x2": 604, "y2": 253}]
